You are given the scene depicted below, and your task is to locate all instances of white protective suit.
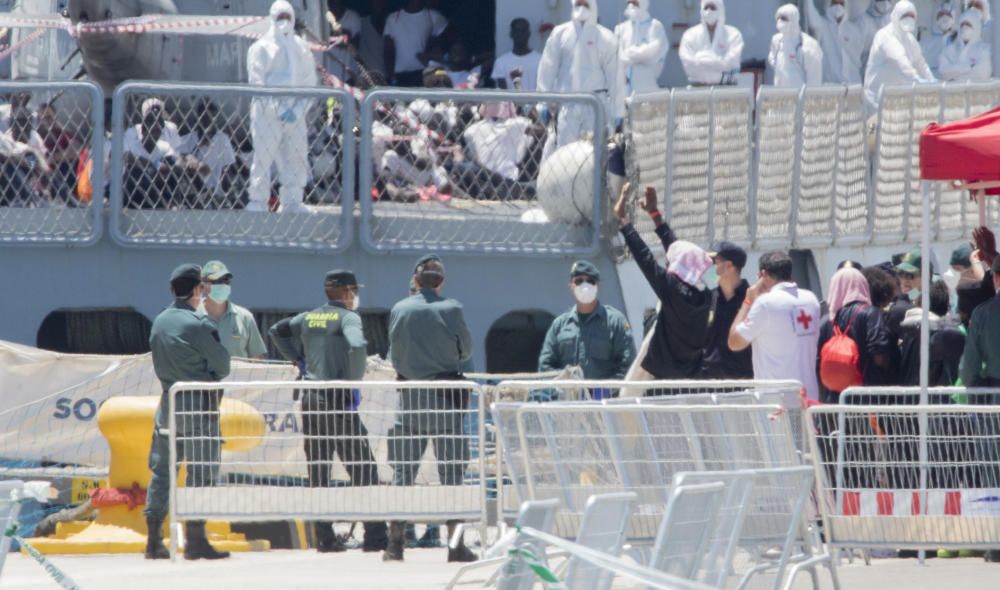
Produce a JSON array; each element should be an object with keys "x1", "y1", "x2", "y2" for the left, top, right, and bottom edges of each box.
[
  {"x1": 537, "y1": 0, "x2": 619, "y2": 148},
  {"x1": 864, "y1": 1, "x2": 934, "y2": 115},
  {"x1": 858, "y1": 0, "x2": 897, "y2": 60},
  {"x1": 940, "y1": 9, "x2": 993, "y2": 80},
  {"x1": 963, "y1": 0, "x2": 994, "y2": 65},
  {"x1": 246, "y1": 1, "x2": 318, "y2": 213},
  {"x1": 921, "y1": 2, "x2": 958, "y2": 79},
  {"x1": 614, "y1": 0, "x2": 669, "y2": 101},
  {"x1": 678, "y1": 0, "x2": 745, "y2": 85},
  {"x1": 768, "y1": 4, "x2": 824, "y2": 87},
  {"x1": 804, "y1": 0, "x2": 866, "y2": 83}
]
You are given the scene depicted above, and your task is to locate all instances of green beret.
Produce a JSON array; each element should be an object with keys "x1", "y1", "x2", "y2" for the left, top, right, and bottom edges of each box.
[{"x1": 570, "y1": 260, "x2": 600, "y2": 281}]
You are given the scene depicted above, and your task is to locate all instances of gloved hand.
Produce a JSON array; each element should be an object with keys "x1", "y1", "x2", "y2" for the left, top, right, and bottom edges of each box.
[
  {"x1": 280, "y1": 109, "x2": 297, "y2": 124},
  {"x1": 295, "y1": 358, "x2": 306, "y2": 377},
  {"x1": 538, "y1": 105, "x2": 549, "y2": 125}
]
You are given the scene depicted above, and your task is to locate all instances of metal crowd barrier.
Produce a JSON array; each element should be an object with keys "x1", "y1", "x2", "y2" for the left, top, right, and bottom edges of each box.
[
  {"x1": 807, "y1": 401, "x2": 1000, "y2": 550},
  {"x1": 167, "y1": 380, "x2": 487, "y2": 535},
  {"x1": 0, "y1": 81, "x2": 104, "y2": 246},
  {"x1": 108, "y1": 82, "x2": 354, "y2": 252},
  {"x1": 358, "y1": 88, "x2": 605, "y2": 256}
]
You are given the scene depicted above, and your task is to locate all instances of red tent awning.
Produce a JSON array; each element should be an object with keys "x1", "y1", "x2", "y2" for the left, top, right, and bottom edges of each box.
[{"x1": 920, "y1": 106, "x2": 1000, "y2": 192}]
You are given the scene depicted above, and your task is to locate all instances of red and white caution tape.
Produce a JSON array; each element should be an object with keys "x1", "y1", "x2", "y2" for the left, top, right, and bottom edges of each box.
[{"x1": 0, "y1": 27, "x2": 47, "y2": 62}]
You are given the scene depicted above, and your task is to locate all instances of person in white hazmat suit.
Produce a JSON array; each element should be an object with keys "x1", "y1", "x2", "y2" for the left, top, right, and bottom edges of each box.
[
  {"x1": 245, "y1": 1, "x2": 318, "y2": 214},
  {"x1": 614, "y1": 0, "x2": 669, "y2": 101},
  {"x1": 678, "y1": 0, "x2": 745, "y2": 86},
  {"x1": 921, "y1": 2, "x2": 958, "y2": 79},
  {"x1": 962, "y1": 0, "x2": 994, "y2": 63},
  {"x1": 940, "y1": 9, "x2": 993, "y2": 80},
  {"x1": 537, "y1": 0, "x2": 618, "y2": 149},
  {"x1": 863, "y1": 1, "x2": 934, "y2": 116},
  {"x1": 768, "y1": 4, "x2": 824, "y2": 87},
  {"x1": 858, "y1": 0, "x2": 897, "y2": 62},
  {"x1": 803, "y1": 0, "x2": 866, "y2": 83}
]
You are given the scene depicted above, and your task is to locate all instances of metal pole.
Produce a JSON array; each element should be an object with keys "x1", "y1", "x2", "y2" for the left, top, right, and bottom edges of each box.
[{"x1": 918, "y1": 181, "x2": 932, "y2": 565}]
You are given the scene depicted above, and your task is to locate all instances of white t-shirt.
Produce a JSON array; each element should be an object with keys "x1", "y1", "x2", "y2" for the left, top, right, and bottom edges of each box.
[
  {"x1": 359, "y1": 15, "x2": 386, "y2": 77},
  {"x1": 384, "y1": 8, "x2": 448, "y2": 73},
  {"x1": 327, "y1": 9, "x2": 362, "y2": 83},
  {"x1": 734, "y1": 282, "x2": 821, "y2": 400},
  {"x1": 194, "y1": 130, "x2": 237, "y2": 194},
  {"x1": 123, "y1": 125, "x2": 178, "y2": 163},
  {"x1": 462, "y1": 116, "x2": 533, "y2": 180},
  {"x1": 492, "y1": 50, "x2": 541, "y2": 91}
]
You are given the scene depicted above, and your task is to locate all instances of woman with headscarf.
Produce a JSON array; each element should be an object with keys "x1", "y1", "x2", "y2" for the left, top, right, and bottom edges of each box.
[
  {"x1": 816, "y1": 267, "x2": 894, "y2": 401},
  {"x1": 613, "y1": 183, "x2": 713, "y2": 384}
]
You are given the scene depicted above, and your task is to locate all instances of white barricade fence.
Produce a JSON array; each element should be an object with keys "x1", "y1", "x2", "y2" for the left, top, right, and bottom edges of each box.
[
  {"x1": 167, "y1": 380, "x2": 487, "y2": 526},
  {"x1": 873, "y1": 81, "x2": 1000, "y2": 245},
  {"x1": 807, "y1": 402, "x2": 1000, "y2": 549}
]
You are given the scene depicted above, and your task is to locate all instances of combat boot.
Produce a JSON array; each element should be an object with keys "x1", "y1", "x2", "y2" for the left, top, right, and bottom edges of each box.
[
  {"x1": 144, "y1": 517, "x2": 169, "y2": 560},
  {"x1": 315, "y1": 521, "x2": 346, "y2": 553},
  {"x1": 382, "y1": 521, "x2": 405, "y2": 562},
  {"x1": 446, "y1": 520, "x2": 477, "y2": 563},
  {"x1": 183, "y1": 520, "x2": 230, "y2": 560}
]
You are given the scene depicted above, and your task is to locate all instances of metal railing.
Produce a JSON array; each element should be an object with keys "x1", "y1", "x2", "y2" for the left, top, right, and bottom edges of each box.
[
  {"x1": 108, "y1": 82, "x2": 355, "y2": 252},
  {"x1": 358, "y1": 88, "x2": 606, "y2": 256},
  {"x1": 0, "y1": 81, "x2": 103, "y2": 246}
]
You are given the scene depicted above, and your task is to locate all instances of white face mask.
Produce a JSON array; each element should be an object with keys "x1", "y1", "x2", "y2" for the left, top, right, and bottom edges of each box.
[
  {"x1": 703, "y1": 266, "x2": 720, "y2": 290},
  {"x1": 875, "y1": 0, "x2": 891, "y2": 15},
  {"x1": 703, "y1": 8, "x2": 719, "y2": 25},
  {"x1": 350, "y1": 294, "x2": 360, "y2": 311},
  {"x1": 572, "y1": 5, "x2": 590, "y2": 23},
  {"x1": 625, "y1": 5, "x2": 639, "y2": 20},
  {"x1": 777, "y1": 19, "x2": 788, "y2": 33},
  {"x1": 574, "y1": 282, "x2": 598, "y2": 305},
  {"x1": 942, "y1": 268, "x2": 961, "y2": 290},
  {"x1": 908, "y1": 287, "x2": 921, "y2": 302},
  {"x1": 830, "y1": 4, "x2": 846, "y2": 20},
  {"x1": 276, "y1": 19, "x2": 292, "y2": 34},
  {"x1": 960, "y1": 24, "x2": 976, "y2": 41},
  {"x1": 937, "y1": 15, "x2": 955, "y2": 31},
  {"x1": 209, "y1": 284, "x2": 231, "y2": 304},
  {"x1": 899, "y1": 16, "x2": 917, "y2": 33}
]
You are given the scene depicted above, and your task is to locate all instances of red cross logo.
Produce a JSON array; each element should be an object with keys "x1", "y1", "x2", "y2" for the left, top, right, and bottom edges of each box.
[{"x1": 796, "y1": 309, "x2": 813, "y2": 331}]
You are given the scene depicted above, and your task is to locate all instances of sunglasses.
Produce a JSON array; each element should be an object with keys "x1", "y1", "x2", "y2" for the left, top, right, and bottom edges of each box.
[{"x1": 573, "y1": 277, "x2": 597, "y2": 286}]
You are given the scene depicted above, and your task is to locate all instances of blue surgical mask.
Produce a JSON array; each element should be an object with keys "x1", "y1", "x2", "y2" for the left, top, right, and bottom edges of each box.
[
  {"x1": 703, "y1": 266, "x2": 720, "y2": 290},
  {"x1": 209, "y1": 284, "x2": 231, "y2": 303},
  {"x1": 908, "y1": 288, "x2": 921, "y2": 302}
]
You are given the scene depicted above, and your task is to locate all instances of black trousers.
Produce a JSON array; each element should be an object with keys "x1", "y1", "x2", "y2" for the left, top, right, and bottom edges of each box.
[{"x1": 301, "y1": 389, "x2": 386, "y2": 544}]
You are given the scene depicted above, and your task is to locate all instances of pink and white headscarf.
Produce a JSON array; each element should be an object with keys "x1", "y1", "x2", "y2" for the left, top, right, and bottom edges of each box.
[
  {"x1": 827, "y1": 267, "x2": 872, "y2": 319},
  {"x1": 666, "y1": 240, "x2": 713, "y2": 289}
]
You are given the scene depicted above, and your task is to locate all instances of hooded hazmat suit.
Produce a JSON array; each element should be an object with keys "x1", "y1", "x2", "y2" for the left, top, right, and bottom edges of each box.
[
  {"x1": 863, "y1": 1, "x2": 934, "y2": 115},
  {"x1": 962, "y1": 0, "x2": 994, "y2": 67},
  {"x1": 614, "y1": 0, "x2": 669, "y2": 100},
  {"x1": 537, "y1": 0, "x2": 619, "y2": 147},
  {"x1": 803, "y1": 0, "x2": 866, "y2": 83},
  {"x1": 921, "y1": 2, "x2": 958, "y2": 78},
  {"x1": 859, "y1": 0, "x2": 897, "y2": 60},
  {"x1": 940, "y1": 9, "x2": 993, "y2": 80},
  {"x1": 246, "y1": 1, "x2": 318, "y2": 213},
  {"x1": 678, "y1": 0, "x2": 745, "y2": 85},
  {"x1": 768, "y1": 4, "x2": 824, "y2": 87}
]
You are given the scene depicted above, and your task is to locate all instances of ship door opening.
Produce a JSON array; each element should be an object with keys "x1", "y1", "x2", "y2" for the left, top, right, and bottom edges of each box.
[
  {"x1": 485, "y1": 310, "x2": 555, "y2": 374},
  {"x1": 37, "y1": 308, "x2": 153, "y2": 354}
]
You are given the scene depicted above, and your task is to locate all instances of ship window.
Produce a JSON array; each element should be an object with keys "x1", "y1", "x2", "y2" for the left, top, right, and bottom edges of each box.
[
  {"x1": 37, "y1": 308, "x2": 152, "y2": 354},
  {"x1": 485, "y1": 310, "x2": 555, "y2": 374}
]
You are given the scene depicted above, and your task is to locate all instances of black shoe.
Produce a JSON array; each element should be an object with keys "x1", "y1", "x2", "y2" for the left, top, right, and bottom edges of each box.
[
  {"x1": 144, "y1": 517, "x2": 169, "y2": 560},
  {"x1": 415, "y1": 526, "x2": 443, "y2": 548},
  {"x1": 183, "y1": 521, "x2": 230, "y2": 560},
  {"x1": 317, "y1": 537, "x2": 348, "y2": 553},
  {"x1": 362, "y1": 537, "x2": 388, "y2": 552},
  {"x1": 447, "y1": 544, "x2": 477, "y2": 563},
  {"x1": 986, "y1": 550, "x2": 1000, "y2": 563}
]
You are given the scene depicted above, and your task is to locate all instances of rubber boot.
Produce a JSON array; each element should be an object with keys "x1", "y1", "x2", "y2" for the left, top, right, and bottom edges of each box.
[
  {"x1": 416, "y1": 523, "x2": 442, "y2": 548},
  {"x1": 315, "y1": 521, "x2": 346, "y2": 553},
  {"x1": 183, "y1": 520, "x2": 230, "y2": 560},
  {"x1": 144, "y1": 517, "x2": 169, "y2": 560},
  {"x1": 382, "y1": 521, "x2": 405, "y2": 562},
  {"x1": 361, "y1": 521, "x2": 388, "y2": 552},
  {"x1": 446, "y1": 520, "x2": 477, "y2": 563}
]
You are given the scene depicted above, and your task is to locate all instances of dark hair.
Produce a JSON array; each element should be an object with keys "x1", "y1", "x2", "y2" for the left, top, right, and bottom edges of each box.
[
  {"x1": 759, "y1": 251, "x2": 793, "y2": 282},
  {"x1": 415, "y1": 260, "x2": 444, "y2": 289},
  {"x1": 171, "y1": 277, "x2": 200, "y2": 299},
  {"x1": 929, "y1": 279, "x2": 950, "y2": 317},
  {"x1": 510, "y1": 17, "x2": 529, "y2": 29},
  {"x1": 862, "y1": 266, "x2": 898, "y2": 308}
]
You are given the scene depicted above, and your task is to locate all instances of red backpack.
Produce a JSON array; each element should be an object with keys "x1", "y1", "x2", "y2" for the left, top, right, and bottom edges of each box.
[{"x1": 819, "y1": 307, "x2": 865, "y2": 393}]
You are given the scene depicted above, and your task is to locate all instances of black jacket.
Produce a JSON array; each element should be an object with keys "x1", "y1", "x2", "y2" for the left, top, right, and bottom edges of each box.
[
  {"x1": 621, "y1": 222, "x2": 711, "y2": 379},
  {"x1": 816, "y1": 301, "x2": 893, "y2": 403},
  {"x1": 700, "y1": 279, "x2": 754, "y2": 379}
]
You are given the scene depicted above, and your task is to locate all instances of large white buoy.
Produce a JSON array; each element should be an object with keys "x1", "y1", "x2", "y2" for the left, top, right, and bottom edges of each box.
[{"x1": 536, "y1": 140, "x2": 596, "y2": 225}]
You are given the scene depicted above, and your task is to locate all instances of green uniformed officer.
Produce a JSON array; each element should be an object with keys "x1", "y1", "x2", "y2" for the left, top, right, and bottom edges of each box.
[
  {"x1": 538, "y1": 260, "x2": 635, "y2": 391},
  {"x1": 198, "y1": 260, "x2": 267, "y2": 359},
  {"x1": 144, "y1": 263, "x2": 231, "y2": 561},
  {"x1": 960, "y1": 257, "x2": 1000, "y2": 389},
  {"x1": 269, "y1": 270, "x2": 387, "y2": 553},
  {"x1": 383, "y1": 254, "x2": 476, "y2": 563}
]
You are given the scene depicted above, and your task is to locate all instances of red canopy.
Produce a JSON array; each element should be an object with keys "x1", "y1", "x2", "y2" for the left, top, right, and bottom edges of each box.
[{"x1": 920, "y1": 106, "x2": 1000, "y2": 193}]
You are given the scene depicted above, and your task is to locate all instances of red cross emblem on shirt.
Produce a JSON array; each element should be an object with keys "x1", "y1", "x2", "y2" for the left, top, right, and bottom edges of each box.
[{"x1": 796, "y1": 309, "x2": 813, "y2": 331}]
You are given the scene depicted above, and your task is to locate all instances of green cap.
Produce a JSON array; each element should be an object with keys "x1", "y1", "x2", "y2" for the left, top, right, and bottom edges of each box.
[
  {"x1": 170, "y1": 263, "x2": 202, "y2": 283},
  {"x1": 895, "y1": 248, "x2": 922, "y2": 275},
  {"x1": 570, "y1": 260, "x2": 600, "y2": 281},
  {"x1": 950, "y1": 244, "x2": 973, "y2": 268},
  {"x1": 414, "y1": 254, "x2": 444, "y2": 274},
  {"x1": 201, "y1": 260, "x2": 232, "y2": 281},
  {"x1": 324, "y1": 269, "x2": 359, "y2": 287}
]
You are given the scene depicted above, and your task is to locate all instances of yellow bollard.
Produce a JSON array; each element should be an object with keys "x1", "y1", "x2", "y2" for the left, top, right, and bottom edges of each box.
[{"x1": 29, "y1": 396, "x2": 269, "y2": 554}]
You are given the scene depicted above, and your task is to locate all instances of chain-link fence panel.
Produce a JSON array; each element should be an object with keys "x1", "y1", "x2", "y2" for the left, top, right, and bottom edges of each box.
[
  {"x1": 872, "y1": 86, "x2": 917, "y2": 245},
  {"x1": 625, "y1": 91, "x2": 670, "y2": 257},
  {"x1": 0, "y1": 81, "x2": 103, "y2": 245},
  {"x1": 109, "y1": 82, "x2": 353, "y2": 252},
  {"x1": 753, "y1": 88, "x2": 799, "y2": 249},
  {"x1": 831, "y1": 86, "x2": 872, "y2": 244},
  {"x1": 358, "y1": 89, "x2": 604, "y2": 256},
  {"x1": 708, "y1": 88, "x2": 753, "y2": 246}
]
